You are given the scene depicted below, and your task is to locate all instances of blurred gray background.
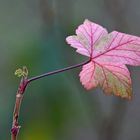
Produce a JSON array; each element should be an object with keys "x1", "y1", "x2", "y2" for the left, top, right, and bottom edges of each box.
[{"x1": 0, "y1": 0, "x2": 140, "y2": 140}]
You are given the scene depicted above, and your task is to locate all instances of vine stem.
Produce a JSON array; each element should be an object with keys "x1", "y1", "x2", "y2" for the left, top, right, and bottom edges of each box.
[{"x1": 11, "y1": 59, "x2": 90, "y2": 140}]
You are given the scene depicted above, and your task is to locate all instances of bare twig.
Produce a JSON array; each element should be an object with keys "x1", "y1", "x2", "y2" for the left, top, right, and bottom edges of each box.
[{"x1": 11, "y1": 75, "x2": 28, "y2": 140}]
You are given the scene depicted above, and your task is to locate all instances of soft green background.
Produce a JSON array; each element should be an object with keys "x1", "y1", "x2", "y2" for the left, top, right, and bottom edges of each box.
[{"x1": 1, "y1": 0, "x2": 140, "y2": 140}]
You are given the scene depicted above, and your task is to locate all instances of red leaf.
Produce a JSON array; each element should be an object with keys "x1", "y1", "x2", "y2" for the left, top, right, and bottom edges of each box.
[{"x1": 66, "y1": 20, "x2": 140, "y2": 99}]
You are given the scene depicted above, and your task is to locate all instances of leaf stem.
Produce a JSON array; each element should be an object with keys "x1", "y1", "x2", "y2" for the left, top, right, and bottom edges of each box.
[{"x1": 28, "y1": 59, "x2": 90, "y2": 83}]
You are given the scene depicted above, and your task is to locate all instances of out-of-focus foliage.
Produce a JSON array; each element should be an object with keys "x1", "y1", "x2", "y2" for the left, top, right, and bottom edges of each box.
[{"x1": 0, "y1": 0, "x2": 140, "y2": 140}]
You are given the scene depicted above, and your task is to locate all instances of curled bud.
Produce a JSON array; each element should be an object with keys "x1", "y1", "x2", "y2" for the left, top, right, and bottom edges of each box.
[{"x1": 15, "y1": 66, "x2": 28, "y2": 78}]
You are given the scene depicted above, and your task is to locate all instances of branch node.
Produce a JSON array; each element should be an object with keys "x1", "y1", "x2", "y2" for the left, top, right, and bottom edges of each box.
[{"x1": 11, "y1": 125, "x2": 21, "y2": 136}]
